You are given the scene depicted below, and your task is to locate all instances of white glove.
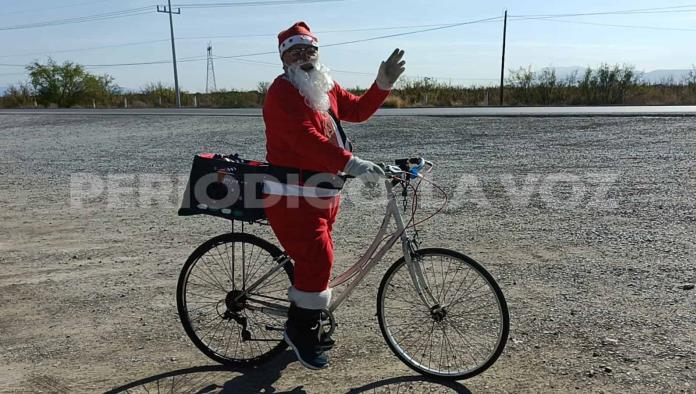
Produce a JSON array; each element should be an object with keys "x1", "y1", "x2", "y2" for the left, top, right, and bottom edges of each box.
[
  {"x1": 344, "y1": 156, "x2": 385, "y2": 186},
  {"x1": 376, "y1": 48, "x2": 406, "y2": 90}
]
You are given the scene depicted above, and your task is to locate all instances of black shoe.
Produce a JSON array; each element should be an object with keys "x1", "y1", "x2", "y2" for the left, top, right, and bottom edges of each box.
[{"x1": 284, "y1": 304, "x2": 334, "y2": 370}]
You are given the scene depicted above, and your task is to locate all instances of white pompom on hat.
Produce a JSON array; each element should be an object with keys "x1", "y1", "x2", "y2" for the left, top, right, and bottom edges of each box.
[{"x1": 278, "y1": 21, "x2": 319, "y2": 57}]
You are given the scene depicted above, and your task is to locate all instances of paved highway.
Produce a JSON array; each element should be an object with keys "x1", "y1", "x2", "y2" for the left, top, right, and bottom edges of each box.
[{"x1": 2, "y1": 106, "x2": 696, "y2": 117}]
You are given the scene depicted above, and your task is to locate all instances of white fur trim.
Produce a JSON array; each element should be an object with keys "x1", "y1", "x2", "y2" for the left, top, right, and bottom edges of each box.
[
  {"x1": 288, "y1": 286, "x2": 332, "y2": 309},
  {"x1": 279, "y1": 34, "x2": 318, "y2": 55},
  {"x1": 263, "y1": 180, "x2": 340, "y2": 198}
]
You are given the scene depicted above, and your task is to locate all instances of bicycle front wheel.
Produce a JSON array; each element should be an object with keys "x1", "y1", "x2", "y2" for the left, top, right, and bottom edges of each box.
[
  {"x1": 177, "y1": 232, "x2": 293, "y2": 366},
  {"x1": 377, "y1": 248, "x2": 509, "y2": 380}
]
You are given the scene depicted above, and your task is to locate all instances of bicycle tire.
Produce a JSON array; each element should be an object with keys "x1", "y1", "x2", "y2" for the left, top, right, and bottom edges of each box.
[
  {"x1": 377, "y1": 248, "x2": 509, "y2": 380},
  {"x1": 176, "y1": 232, "x2": 293, "y2": 366}
]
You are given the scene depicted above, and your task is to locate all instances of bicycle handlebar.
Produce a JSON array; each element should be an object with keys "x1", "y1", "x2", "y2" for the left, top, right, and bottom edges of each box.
[
  {"x1": 343, "y1": 157, "x2": 433, "y2": 182},
  {"x1": 382, "y1": 157, "x2": 433, "y2": 180}
]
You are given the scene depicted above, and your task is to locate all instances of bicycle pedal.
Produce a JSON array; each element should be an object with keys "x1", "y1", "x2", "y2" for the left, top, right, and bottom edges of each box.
[{"x1": 264, "y1": 324, "x2": 284, "y2": 332}]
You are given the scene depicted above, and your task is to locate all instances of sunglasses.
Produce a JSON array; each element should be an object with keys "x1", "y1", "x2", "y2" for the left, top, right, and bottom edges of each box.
[{"x1": 286, "y1": 46, "x2": 318, "y2": 56}]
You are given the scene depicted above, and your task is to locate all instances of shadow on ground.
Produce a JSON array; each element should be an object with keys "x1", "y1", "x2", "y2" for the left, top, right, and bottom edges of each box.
[
  {"x1": 104, "y1": 351, "x2": 471, "y2": 393},
  {"x1": 347, "y1": 375, "x2": 471, "y2": 393},
  {"x1": 104, "y1": 351, "x2": 298, "y2": 393}
]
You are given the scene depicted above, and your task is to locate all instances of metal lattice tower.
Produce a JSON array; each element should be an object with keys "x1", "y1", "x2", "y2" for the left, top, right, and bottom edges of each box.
[{"x1": 206, "y1": 42, "x2": 217, "y2": 93}]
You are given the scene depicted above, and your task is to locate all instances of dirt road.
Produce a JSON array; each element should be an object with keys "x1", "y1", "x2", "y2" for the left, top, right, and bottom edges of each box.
[{"x1": 0, "y1": 114, "x2": 694, "y2": 393}]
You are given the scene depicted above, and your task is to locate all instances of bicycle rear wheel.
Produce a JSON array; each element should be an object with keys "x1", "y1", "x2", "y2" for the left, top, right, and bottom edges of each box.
[
  {"x1": 177, "y1": 232, "x2": 293, "y2": 366},
  {"x1": 377, "y1": 248, "x2": 509, "y2": 380}
]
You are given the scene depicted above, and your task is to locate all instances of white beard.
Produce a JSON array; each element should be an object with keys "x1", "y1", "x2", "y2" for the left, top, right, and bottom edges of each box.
[{"x1": 286, "y1": 60, "x2": 334, "y2": 112}]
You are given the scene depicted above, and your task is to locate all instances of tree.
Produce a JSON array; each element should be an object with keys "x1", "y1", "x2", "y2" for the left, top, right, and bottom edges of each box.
[
  {"x1": 27, "y1": 58, "x2": 119, "y2": 107},
  {"x1": 536, "y1": 68, "x2": 559, "y2": 105},
  {"x1": 84, "y1": 74, "x2": 120, "y2": 103},
  {"x1": 507, "y1": 66, "x2": 534, "y2": 104},
  {"x1": 257, "y1": 81, "x2": 270, "y2": 104},
  {"x1": 684, "y1": 65, "x2": 696, "y2": 90},
  {"x1": 140, "y1": 82, "x2": 176, "y2": 106},
  {"x1": 1, "y1": 82, "x2": 34, "y2": 108}
]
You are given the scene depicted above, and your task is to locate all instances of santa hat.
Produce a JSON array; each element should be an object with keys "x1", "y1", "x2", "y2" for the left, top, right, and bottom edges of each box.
[{"x1": 278, "y1": 21, "x2": 318, "y2": 56}]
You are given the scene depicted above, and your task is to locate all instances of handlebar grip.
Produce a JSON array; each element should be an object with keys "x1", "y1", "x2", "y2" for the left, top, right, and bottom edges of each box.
[{"x1": 395, "y1": 158, "x2": 424, "y2": 167}]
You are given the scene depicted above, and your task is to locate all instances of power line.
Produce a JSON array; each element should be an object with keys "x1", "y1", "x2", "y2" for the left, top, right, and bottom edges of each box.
[
  {"x1": 3, "y1": 0, "x2": 116, "y2": 16},
  {"x1": 0, "y1": 39, "x2": 172, "y2": 59},
  {"x1": 213, "y1": 16, "x2": 504, "y2": 60},
  {"x1": 6, "y1": 4, "x2": 694, "y2": 84},
  {"x1": 0, "y1": 56, "x2": 205, "y2": 68},
  {"x1": 173, "y1": 0, "x2": 343, "y2": 8},
  {"x1": 3, "y1": 2, "x2": 691, "y2": 33},
  {"x1": 0, "y1": 7, "x2": 153, "y2": 31},
  {"x1": 175, "y1": 22, "x2": 493, "y2": 40},
  {"x1": 214, "y1": 56, "x2": 498, "y2": 82},
  {"x1": 321, "y1": 16, "x2": 504, "y2": 48},
  {"x1": 515, "y1": 17, "x2": 696, "y2": 32},
  {"x1": 0, "y1": 1, "x2": 347, "y2": 32},
  {"x1": 0, "y1": 21, "x2": 493, "y2": 59},
  {"x1": 72, "y1": 15, "x2": 503, "y2": 67},
  {"x1": 510, "y1": 4, "x2": 696, "y2": 19},
  {"x1": 83, "y1": 59, "x2": 192, "y2": 67},
  {"x1": 6, "y1": 6, "x2": 692, "y2": 61}
]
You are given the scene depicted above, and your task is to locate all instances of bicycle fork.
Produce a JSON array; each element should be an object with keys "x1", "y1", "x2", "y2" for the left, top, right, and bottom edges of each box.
[{"x1": 389, "y1": 189, "x2": 440, "y2": 311}]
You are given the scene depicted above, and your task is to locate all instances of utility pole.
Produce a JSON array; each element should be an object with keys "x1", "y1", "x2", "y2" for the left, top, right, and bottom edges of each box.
[
  {"x1": 206, "y1": 42, "x2": 217, "y2": 93},
  {"x1": 499, "y1": 9, "x2": 508, "y2": 106},
  {"x1": 157, "y1": 1, "x2": 181, "y2": 108}
]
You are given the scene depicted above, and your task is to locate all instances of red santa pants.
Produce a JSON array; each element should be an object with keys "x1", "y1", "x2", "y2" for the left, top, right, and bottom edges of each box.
[{"x1": 264, "y1": 195, "x2": 340, "y2": 293}]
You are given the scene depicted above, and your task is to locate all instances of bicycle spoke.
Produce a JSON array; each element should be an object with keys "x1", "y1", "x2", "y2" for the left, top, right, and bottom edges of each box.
[
  {"x1": 437, "y1": 255, "x2": 448, "y2": 303},
  {"x1": 378, "y1": 252, "x2": 508, "y2": 378},
  {"x1": 185, "y1": 289, "x2": 223, "y2": 302},
  {"x1": 185, "y1": 303, "x2": 218, "y2": 314},
  {"x1": 440, "y1": 259, "x2": 465, "y2": 304},
  {"x1": 199, "y1": 312, "x2": 226, "y2": 347},
  {"x1": 198, "y1": 255, "x2": 230, "y2": 292},
  {"x1": 446, "y1": 290, "x2": 496, "y2": 311},
  {"x1": 244, "y1": 244, "x2": 266, "y2": 289},
  {"x1": 211, "y1": 319, "x2": 234, "y2": 357},
  {"x1": 445, "y1": 272, "x2": 483, "y2": 308},
  {"x1": 213, "y1": 243, "x2": 235, "y2": 285},
  {"x1": 186, "y1": 274, "x2": 224, "y2": 291},
  {"x1": 179, "y1": 235, "x2": 293, "y2": 366}
]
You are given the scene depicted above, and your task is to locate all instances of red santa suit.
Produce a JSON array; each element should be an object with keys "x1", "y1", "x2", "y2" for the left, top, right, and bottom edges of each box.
[{"x1": 263, "y1": 77, "x2": 389, "y2": 297}]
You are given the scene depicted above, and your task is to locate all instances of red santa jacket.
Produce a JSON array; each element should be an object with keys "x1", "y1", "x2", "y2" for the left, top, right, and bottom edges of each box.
[{"x1": 263, "y1": 76, "x2": 390, "y2": 174}]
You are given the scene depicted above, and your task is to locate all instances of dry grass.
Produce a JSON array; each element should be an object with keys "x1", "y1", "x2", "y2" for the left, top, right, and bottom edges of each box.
[{"x1": 3, "y1": 63, "x2": 696, "y2": 108}]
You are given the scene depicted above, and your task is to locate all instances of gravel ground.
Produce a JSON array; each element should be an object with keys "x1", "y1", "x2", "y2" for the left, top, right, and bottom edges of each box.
[{"x1": 0, "y1": 114, "x2": 694, "y2": 393}]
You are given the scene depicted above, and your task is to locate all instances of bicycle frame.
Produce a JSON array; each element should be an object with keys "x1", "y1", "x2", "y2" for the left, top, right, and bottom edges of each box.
[{"x1": 240, "y1": 175, "x2": 441, "y2": 317}]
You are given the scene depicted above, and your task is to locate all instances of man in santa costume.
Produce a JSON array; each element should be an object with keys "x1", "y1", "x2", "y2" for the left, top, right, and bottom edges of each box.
[{"x1": 262, "y1": 21, "x2": 405, "y2": 369}]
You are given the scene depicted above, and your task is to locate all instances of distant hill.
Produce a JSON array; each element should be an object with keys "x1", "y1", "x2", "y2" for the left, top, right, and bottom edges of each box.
[{"x1": 642, "y1": 69, "x2": 693, "y2": 84}]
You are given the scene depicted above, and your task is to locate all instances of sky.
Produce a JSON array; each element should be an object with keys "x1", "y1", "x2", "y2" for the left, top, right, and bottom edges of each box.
[{"x1": 1, "y1": 0, "x2": 695, "y2": 92}]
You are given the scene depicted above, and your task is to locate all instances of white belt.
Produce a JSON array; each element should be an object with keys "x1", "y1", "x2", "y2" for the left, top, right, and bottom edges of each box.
[{"x1": 262, "y1": 180, "x2": 341, "y2": 198}]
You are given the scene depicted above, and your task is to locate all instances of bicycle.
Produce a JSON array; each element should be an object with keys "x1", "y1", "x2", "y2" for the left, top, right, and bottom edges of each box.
[{"x1": 176, "y1": 157, "x2": 509, "y2": 380}]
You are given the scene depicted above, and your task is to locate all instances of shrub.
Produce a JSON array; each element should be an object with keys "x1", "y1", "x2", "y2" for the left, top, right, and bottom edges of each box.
[{"x1": 0, "y1": 82, "x2": 34, "y2": 108}]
